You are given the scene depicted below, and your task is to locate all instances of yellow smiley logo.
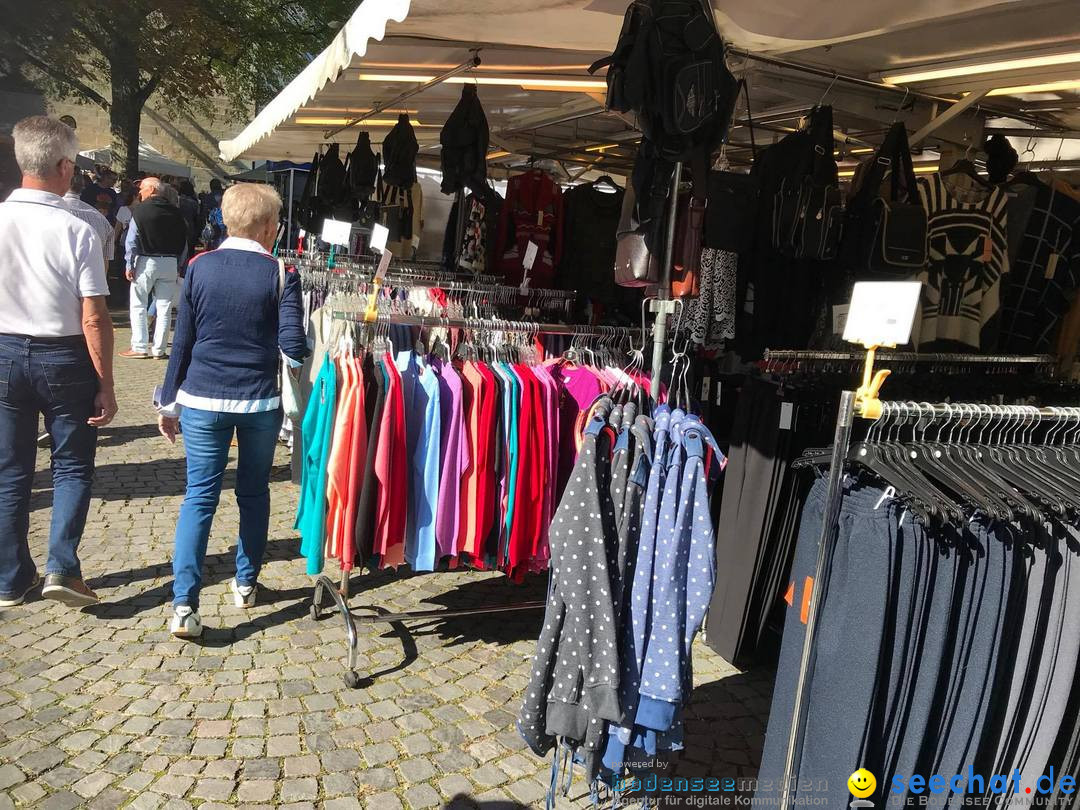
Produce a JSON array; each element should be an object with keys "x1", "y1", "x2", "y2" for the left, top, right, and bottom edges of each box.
[{"x1": 848, "y1": 768, "x2": 877, "y2": 799}]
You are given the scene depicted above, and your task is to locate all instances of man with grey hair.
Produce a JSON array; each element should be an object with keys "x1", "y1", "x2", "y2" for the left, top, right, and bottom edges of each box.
[
  {"x1": 0, "y1": 115, "x2": 118, "y2": 608},
  {"x1": 122, "y1": 180, "x2": 188, "y2": 359}
]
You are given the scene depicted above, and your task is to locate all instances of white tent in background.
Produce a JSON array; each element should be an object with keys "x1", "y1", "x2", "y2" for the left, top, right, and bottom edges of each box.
[{"x1": 78, "y1": 141, "x2": 193, "y2": 178}]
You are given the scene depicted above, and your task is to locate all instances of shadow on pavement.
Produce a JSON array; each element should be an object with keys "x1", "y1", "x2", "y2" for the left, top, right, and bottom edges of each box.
[{"x1": 82, "y1": 537, "x2": 303, "y2": 621}]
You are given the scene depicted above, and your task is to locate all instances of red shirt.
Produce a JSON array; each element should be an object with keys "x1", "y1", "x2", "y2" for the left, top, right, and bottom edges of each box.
[{"x1": 375, "y1": 354, "x2": 407, "y2": 568}]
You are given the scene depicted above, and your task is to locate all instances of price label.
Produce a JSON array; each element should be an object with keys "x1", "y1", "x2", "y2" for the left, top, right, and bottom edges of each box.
[
  {"x1": 701, "y1": 376, "x2": 711, "y2": 402},
  {"x1": 374, "y1": 249, "x2": 392, "y2": 283},
  {"x1": 523, "y1": 241, "x2": 539, "y2": 271},
  {"x1": 320, "y1": 218, "x2": 351, "y2": 247},
  {"x1": 842, "y1": 281, "x2": 922, "y2": 348},
  {"x1": 371, "y1": 223, "x2": 390, "y2": 253},
  {"x1": 779, "y1": 402, "x2": 794, "y2": 430},
  {"x1": 832, "y1": 304, "x2": 849, "y2": 336}
]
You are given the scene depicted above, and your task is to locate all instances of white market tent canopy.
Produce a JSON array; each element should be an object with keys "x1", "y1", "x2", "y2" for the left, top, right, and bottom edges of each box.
[
  {"x1": 79, "y1": 141, "x2": 193, "y2": 178},
  {"x1": 220, "y1": 0, "x2": 1080, "y2": 175}
]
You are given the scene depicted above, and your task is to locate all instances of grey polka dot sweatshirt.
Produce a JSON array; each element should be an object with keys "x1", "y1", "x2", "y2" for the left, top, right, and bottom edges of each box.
[{"x1": 518, "y1": 398, "x2": 623, "y2": 758}]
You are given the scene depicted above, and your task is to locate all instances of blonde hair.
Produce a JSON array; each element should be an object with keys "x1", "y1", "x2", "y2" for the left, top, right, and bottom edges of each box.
[{"x1": 221, "y1": 183, "x2": 281, "y2": 238}]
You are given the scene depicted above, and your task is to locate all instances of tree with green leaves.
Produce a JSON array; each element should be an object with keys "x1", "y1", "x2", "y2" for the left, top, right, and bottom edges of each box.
[{"x1": 1, "y1": 0, "x2": 354, "y2": 177}]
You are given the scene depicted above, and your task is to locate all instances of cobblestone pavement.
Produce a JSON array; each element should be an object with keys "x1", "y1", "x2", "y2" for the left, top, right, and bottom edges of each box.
[{"x1": 0, "y1": 326, "x2": 773, "y2": 810}]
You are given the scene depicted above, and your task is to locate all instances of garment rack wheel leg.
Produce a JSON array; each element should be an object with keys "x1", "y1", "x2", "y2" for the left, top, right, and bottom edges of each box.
[{"x1": 310, "y1": 574, "x2": 361, "y2": 688}]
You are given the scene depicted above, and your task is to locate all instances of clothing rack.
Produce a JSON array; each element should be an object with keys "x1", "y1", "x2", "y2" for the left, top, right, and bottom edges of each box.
[
  {"x1": 328, "y1": 310, "x2": 643, "y2": 339},
  {"x1": 777, "y1": 378, "x2": 1079, "y2": 808},
  {"x1": 308, "y1": 308, "x2": 640, "y2": 688},
  {"x1": 762, "y1": 350, "x2": 1057, "y2": 365}
]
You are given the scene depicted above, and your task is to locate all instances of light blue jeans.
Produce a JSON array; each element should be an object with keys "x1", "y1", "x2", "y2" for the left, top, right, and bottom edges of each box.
[
  {"x1": 130, "y1": 255, "x2": 178, "y2": 356},
  {"x1": 172, "y1": 407, "x2": 282, "y2": 610}
]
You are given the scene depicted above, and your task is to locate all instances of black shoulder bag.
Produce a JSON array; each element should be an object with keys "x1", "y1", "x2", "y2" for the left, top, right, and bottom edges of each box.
[
  {"x1": 772, "y1": 106, "x2": 844, "y2": 260},
  {"x1": 704, "y1": 78, "x2": 758, "y2": 254},
  {"x1": 841, "y1": 121, "x2": 927, "y2": 277}
]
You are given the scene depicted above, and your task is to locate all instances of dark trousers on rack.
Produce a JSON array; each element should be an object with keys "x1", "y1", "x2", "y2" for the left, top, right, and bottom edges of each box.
[{"x1": 754, "y1": 479, "x2": 897, "y2": 808}]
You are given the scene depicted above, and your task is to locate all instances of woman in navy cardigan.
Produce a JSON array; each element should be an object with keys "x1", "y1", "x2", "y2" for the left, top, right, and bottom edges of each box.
[{"x1": 157, "y1": 183, "x2": 307, "y2": 638}]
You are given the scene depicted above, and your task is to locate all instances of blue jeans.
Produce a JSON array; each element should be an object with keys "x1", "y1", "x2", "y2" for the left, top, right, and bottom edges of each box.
[
  {"x1": 0, "y1": 335, "x2": 98, "y2": 599},
  {"x1": 172, "y1": 407, "x2": 282, "y2": 609}
]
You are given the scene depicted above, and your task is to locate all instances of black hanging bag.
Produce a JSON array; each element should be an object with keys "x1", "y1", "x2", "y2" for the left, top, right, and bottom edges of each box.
[
  {"x1": 347, "y1": 131, "x2": 378, "y2": 202},
  {"x1": 841, "y1": 121, "x2": 927, "y2": 276},
  {"x1": 772, "y1": 106, "x2": 844, "y2": 260},
  {"x1": 704, "y1": 79, "x2": 759, "y2": 254}
]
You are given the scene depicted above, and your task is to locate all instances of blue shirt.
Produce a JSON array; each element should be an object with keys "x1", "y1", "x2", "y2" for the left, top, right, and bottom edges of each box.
[{"x1": 397, "y1": 352, "x2": 441, "y2": 572}]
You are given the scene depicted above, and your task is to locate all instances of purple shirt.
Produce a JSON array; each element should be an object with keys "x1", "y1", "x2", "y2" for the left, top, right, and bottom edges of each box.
[
  {"x1": 553, "y1": 364, "x2": 604, "y2": 500},
  {"x1": 433, "y1": 358, "x2": 468, "y2": 559}
]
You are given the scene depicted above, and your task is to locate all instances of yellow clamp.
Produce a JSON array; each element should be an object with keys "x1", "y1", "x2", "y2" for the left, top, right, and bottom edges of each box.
[
  {"x1": 363, "y1": 278, "x2": 382, "y2": 324},
  {"x1": 855, "y1": 344, "x2": 891, "y2": 420}
]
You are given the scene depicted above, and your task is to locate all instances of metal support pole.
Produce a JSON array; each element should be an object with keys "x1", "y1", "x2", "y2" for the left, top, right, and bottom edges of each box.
[
  {"x1": 779, "y1": 389, "x2": 856, "y2": 808},
  {"x1": 287, "y1": 169, "x2": 296, "y2": 248},
  {"x1": 650, "y1": 160, "x2": 683, "y2": 399}
]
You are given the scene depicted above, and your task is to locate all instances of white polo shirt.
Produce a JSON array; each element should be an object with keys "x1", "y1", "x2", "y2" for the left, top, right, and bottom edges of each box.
[{"x1": 0, "y1": 188, "x2": 109, "y2": 337}]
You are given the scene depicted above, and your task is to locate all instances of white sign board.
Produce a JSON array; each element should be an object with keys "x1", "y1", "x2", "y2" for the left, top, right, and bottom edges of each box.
[
  {"x1": 370, "y1": 223, "x2": 390, "y2": 253},
  {"x1": 842, "y1": 281, "x2": 921, "y2": 347},
  {"x1": 320, "y1": 218, "x2": 351, "y2": 247}
]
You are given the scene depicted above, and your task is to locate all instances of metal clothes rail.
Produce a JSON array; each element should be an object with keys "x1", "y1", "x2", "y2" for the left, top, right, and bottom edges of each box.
[
  {"x1": 330, "y1": 310, "x2": 644, "y2": 339},
  {"x1": 777, "y1": 392, "x2": 1079, "y2": 808},
  {"x1": 762, "y1": 349, "x2": 1056, "y2": 365}
]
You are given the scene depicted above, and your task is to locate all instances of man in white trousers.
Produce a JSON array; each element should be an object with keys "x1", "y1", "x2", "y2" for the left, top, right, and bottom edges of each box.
[{"x1": 120, "y1": 178, "x2": 188, "y2": 359}]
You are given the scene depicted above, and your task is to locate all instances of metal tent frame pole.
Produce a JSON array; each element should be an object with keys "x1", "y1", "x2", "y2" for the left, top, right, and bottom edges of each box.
[
  {"x1": 286, "y1": 168, "x2": 296, "y2": 249},
  {"x1": 323, "y1": 53, "x2": 482, "y2": 140}
]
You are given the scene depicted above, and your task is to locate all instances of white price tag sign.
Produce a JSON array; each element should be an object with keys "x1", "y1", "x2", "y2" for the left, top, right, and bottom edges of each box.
[
  {"x1": 371, "y1": 223, "x2": 390, "y2": 253},
  {"x1": 523, "y1": 241, "x2": 539, "y2": 271},
  {"x1": 832, "y1": 304, "x2": 849, "y2": 336},
  {"x1": 320, "y1": 218, "x2": 351, "y2": 247},
  {"x1": 374, "y1": 249, "x2": 392, "y2": 283},
  {"x1": 842, "y1": 281, "x2": 922, "y2": 347},
  {"x1": 779, "y1": 402, "x2": 794, "y2": 431}
]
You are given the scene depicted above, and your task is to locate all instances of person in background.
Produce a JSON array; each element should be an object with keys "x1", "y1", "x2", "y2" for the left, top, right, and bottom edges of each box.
[
  {"x1": 0, "y1": 116, "x2": 117, "y2": 608},
  {"x1": 200, "y1": 178, "x2": 226, "y2": 248},
  {"x1": 63, "y1": 172, "x2": 115, "y2": 266},
  {"x1": 121, "y1": 179, "x2": 188, "y2": 359},
  {"x1": 157, "y1": 183, "x2": 307, "y2": 637},
  {"x1": 80, "y1": 166, "x2": 117, "y2": 222},
  {"x1": 176, "y1": 179, "x2": 200, "y2": 258}
]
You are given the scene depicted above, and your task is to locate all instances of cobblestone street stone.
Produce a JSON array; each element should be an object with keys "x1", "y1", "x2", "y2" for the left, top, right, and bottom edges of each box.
[{"x1": 0, "y1": 326, "x2": 772, "y2": 808}]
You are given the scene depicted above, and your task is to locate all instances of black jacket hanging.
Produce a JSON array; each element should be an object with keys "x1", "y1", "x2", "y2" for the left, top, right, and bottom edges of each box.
[
  {"x1": 440, "y1": 84, "x2": 489, "y2": 195},
  {"x1": 382, "y1": 113, "x2": 418, "y2": 189},
  {"x1": 346, "y1": 131, "x2": 378, "y2": 202}
]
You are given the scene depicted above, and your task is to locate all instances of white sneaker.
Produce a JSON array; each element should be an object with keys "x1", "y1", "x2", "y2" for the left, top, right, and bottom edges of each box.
[
  {"x1": 230, "y1": 579, "x2": 257, "y2": 608},
  {"x1": 170, "y1": 605, "x2": 203, "y2": 638}
]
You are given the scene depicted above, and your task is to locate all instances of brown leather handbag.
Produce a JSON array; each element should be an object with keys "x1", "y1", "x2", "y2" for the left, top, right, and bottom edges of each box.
[{"x1": 671, "y1": 193, "x2": 706, "y2": 297}]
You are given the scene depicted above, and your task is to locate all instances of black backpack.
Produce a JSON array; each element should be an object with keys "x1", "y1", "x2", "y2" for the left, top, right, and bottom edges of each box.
[
  {"x1": 590, "y1": 0, "x2": 738, "y2": 166},
  {"x1": 382, "y1": 114, "x2": 418, "y2": 189},
  {"x1": 347, "y1": 131, "x2": 378, "y2": 202},
  {"x1": 840, "y1": 121, "x2": 927, "y2": 277},
  {"x1": 318, "y1": 143, "x2": 347, "y2": 206}
]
